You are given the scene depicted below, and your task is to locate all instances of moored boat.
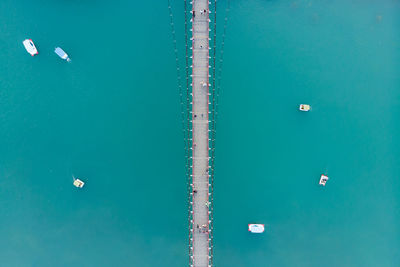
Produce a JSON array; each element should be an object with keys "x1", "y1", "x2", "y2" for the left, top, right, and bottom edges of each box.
[
  {"x1": 73, "y1": 178, "x2": 85, "y2": 188},
  {"x1": 248, "y1": 224, "x2": 265, "y2": 233},
  {"x1": 319, "y1": 174, "x2": 329, "y2": 186},
  {"x1": 299, "y1": 104, "x2": 311, "y2": 112},
  {"x1": 55, "y1": 47, "x2": 71, "y2": 62},
  {"x1": 22, "y1": 39, "x2": 38, "y2": 56}
]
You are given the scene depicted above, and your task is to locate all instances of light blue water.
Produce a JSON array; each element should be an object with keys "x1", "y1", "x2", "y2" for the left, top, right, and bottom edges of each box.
[
  {"x1": 215, "y1": 0, "x2": 400, "y2": 266},
  {"x1": 0, "y1": 0, "x2": 399, "y2": 266},
  {"x1": 0, "y1": 0, "x2": 186, "y2": 266}
]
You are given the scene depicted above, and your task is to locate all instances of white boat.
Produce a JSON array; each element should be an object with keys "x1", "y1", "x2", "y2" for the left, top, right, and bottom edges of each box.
[
  {"x1": 299, "y1": 104, "x2": 311, "y2": 112},
  {"x1": 54, "y1": 47, "x2": 71, "y2": 62},
  {"x1": 319, "y1": 174, "x2": 329, "y2": 186},
  {"x1": 248, "y1": 224, "x2": 265, "y2": 233},
  {"x1": 22, "y1": 39, "x2": 38, "y2": 56},
  {"x1": 73, "y1": 178, "x2": 85, "y2": 188}
]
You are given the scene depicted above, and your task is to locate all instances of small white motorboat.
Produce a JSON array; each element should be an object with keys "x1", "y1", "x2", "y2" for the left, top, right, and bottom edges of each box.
[
  {"x1": 248, "y1": 224, "x2": 265, "y2": 233},
  {"x1": 73, "y1": 178, "x2": 85, "y2": 188},
  {"x1": 299, "y1": 104, "x2": 311, "y2": 112},
  {"x1": 54, "y1": 47, "x2": 71, "y2": 62},
  {"x1": 22, "y1": 39, "x2": 38, "y2": 56},
  {"x1": 319, "y1": 174, "x2": 329, "y2": 186}
]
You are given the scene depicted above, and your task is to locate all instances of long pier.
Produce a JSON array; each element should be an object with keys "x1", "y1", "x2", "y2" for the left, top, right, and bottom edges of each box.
[{"x1": 189, "y1": 0, "x2": 212, "y2": 266}]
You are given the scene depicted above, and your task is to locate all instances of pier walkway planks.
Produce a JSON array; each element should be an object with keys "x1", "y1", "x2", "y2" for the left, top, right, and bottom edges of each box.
[{"x1": 190, "y1": 0, "x2": 211, "y2": 266}]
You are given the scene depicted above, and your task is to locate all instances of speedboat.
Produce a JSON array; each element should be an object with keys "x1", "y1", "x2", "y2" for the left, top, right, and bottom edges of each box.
[
  {"x1": 54, "y1": 47, "x2": 71, "y2": 62},
  {"x1": 319, "y1": 174, "x2": 329, "y2": 186},
  {"x1": 22, "y1": 39, "x2": 38, "y2": 56},
  {"x1": 248, "y1": 224, "x2": 265, "y2": 233},
  {"x1": 73, "y1": 178, "x2": 85, "y2": 188},
  {"x1": 299, "y1": 104, "x2": 311, "y2": 112}
]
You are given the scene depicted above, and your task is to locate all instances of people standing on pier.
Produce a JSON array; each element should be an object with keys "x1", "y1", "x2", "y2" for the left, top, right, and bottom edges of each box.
[{"x1": 200, "y1": 224, "x2": 208, "y2": 233}]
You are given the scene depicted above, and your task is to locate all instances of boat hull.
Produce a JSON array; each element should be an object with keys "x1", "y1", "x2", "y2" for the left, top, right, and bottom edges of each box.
[
  {"x1": 55, "y1": 47, "x2": 70, "y2": 62},
  {"x1": 248, "y1": 224, "x2": 265, "y2": 233},
  {"x1": 299, "y1": 104, "x2": 311, "y2": 111},
  {"x1": 23, "y1": 39, "x2": 38, "y2": 56},
  {"x1": 319, "y1": 174, "x2": 329, "y2": 186}
]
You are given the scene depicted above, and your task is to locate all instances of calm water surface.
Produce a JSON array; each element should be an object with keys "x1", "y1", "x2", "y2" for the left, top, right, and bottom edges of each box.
[
  {"x1": 0, "y1": 0, "x2": 399, "y2": 266},
  {"x1": 216, "y1": 1, "x2": 400, "y2": 266}
]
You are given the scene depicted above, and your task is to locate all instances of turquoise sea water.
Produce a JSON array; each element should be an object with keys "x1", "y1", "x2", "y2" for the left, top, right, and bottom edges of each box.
[{"x1": 0, "y1": 0, "x2": 399, "y2": 266}]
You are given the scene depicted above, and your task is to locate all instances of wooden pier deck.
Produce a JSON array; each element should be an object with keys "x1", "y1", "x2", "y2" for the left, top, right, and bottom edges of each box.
[{"x1": 190, "y1": 0, "x2": 211, "y2": 266}]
